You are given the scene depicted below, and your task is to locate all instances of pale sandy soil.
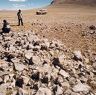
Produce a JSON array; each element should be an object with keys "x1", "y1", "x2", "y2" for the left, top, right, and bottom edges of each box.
[{"x1": 0, "y1": 4, "x2": 96, "y2": 53}]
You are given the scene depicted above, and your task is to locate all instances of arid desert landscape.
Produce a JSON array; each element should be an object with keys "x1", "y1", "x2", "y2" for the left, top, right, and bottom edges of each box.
[
  {"x1": 0, "y1": 3, "x2": 96, "y2": 52},
  {"x1": 0, "y1": 0, "x2": 96, "y2": 95}
]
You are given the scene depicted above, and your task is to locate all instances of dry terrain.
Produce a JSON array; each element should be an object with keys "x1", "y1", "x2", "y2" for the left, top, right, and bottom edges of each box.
[
  {"x1": 0, "y1": 4, "x2": 96, "y2": 53},
  {"x1": 0, "y1": 3, "x2": 96, "y2": 95}
]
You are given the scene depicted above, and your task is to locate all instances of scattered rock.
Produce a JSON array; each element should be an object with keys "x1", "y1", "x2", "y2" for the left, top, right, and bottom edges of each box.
[
  {"x1": 89, "y1": 25, "x2": 96, "y2": 30},
  {"x1": 15, "y1": 77, "x2": 24, "y2": 88},
  {"x1": 41, "y1": 76, "x2": 49, "y2": 84},
  {"x1": 32, "y1": 56, "x2": 41, "y2": 64},
  {"x1": 0, "y1": 31, "x2": 95, "y2": 94},
  {"x1": 25, "y1": 52, "x2": 33, "y2": 60},
  {"x1": 59, "y1": 69, "x2": 69, "y2": 78},
  {"x1": 14, "y1": 63, "x2": 27, "y2": 71},
  {"x1": 73, "y1": 83, "x2": 91, "y2": 92},
  {"x1": 52, "y1": 58, "x2": 64, "y2": 70},
  {"x1": 21, "y1": 76, "x2": 30, "y2": 85},
  {"x1": 31, "y1": 72, "x2": 40, "y2": 81},
  {"x1": 56, "y1": 85, "x2": 63, "y2": 95},
  {"x1": 73, "y1": 51, "x2": 83, "y2": 61},
  {"x1": 36, "y1": 87, "x2": 51, "y2": 95}
]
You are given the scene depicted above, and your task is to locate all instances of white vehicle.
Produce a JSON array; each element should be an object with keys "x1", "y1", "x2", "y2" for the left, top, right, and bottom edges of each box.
[{"x1": 36, "y1": 9, "x2": 47, "y2": 15}]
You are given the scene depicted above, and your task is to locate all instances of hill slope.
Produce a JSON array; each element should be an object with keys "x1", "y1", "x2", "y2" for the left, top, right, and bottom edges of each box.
[{"x1": 51, "y1": 0, "x2": 96, "y2": 5}]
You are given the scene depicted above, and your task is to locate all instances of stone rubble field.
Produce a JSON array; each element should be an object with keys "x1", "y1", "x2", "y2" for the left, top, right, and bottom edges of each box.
[{"x1": 0, "y1": 31, "x2": 96, "y2": 95}]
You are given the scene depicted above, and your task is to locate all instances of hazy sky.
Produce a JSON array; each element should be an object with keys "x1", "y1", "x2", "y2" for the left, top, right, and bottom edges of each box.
[{"x1": 0, "y1": 0, "x2": 53, "y2": 10}]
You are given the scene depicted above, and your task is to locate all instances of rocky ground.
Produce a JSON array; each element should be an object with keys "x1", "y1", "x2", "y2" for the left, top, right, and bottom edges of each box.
[
  {"x1": 0, "y1": 31, "x2": 95, "y2": 95},
  {"x1": 0, "y1": 3, "x2": 96, "y2": 95}
]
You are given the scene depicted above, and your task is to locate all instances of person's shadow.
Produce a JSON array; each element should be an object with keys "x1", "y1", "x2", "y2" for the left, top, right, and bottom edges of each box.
[{"x1": 10, "y1": 24, "x2": 18, "y2": 27}]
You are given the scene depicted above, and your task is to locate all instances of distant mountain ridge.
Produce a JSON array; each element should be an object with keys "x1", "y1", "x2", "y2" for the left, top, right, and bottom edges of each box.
[{"x1": 51, "y1": 0, "x2": 96, "y2": 5}]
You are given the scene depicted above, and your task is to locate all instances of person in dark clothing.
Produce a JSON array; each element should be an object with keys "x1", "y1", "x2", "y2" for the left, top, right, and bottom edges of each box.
[
  {"x1": 17, "y1": 9, "x2": 23, "y2": 26},
  {"x1": 2, "y1": 20, "x2": 11, "y2": 33}
]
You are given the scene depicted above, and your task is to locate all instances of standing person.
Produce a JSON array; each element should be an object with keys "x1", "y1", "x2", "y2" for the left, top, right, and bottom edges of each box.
[
  {"x1": 17, "y1": 9, "x2": 23, "y2": 26},
  {"x1": 2, "y1": 20, "x2": 11, "y2": 33}
]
